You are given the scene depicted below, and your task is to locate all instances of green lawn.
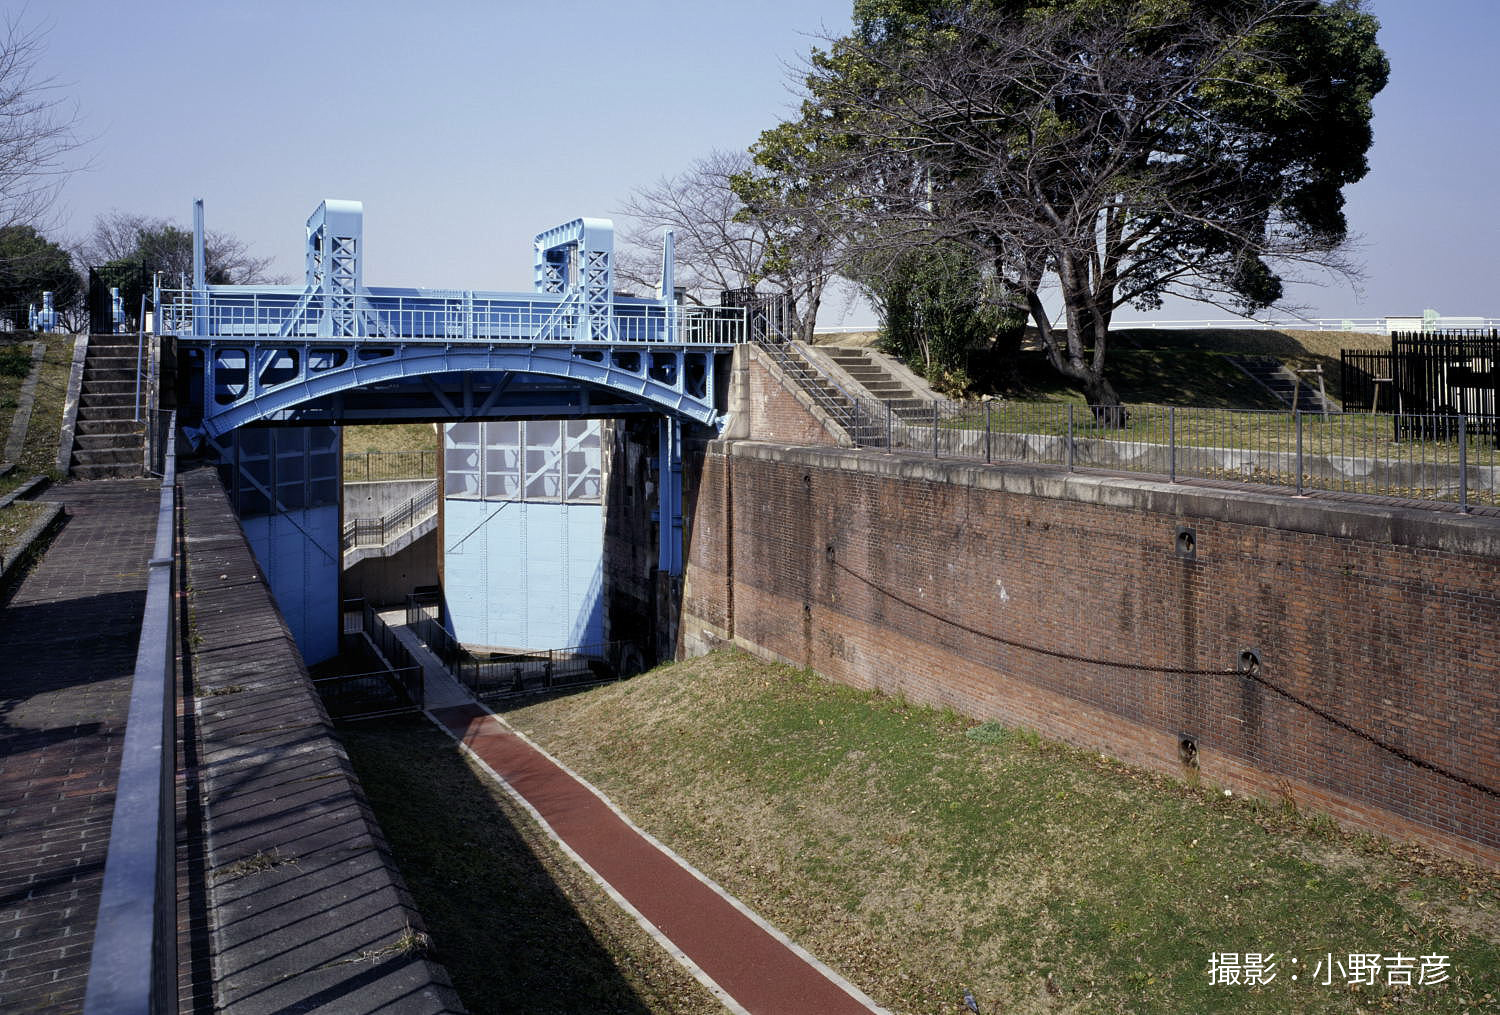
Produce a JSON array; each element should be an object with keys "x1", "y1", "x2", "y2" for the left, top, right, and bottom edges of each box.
[
  {"x1": 343, "y1": 651, "x2": 1499, "y2": 1014},
  {"x1": 1, "y1": 333, "x2": 72, "y2": 494}
]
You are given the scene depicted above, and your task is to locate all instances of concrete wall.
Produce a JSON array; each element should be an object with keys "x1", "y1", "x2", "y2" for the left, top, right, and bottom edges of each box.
[
  {"x1": 682, "y1": 439, "x2": 1500, "y2": 865},
  {"x1": 240, "y1": 506, "x2": 341, "y2": 665},
  {"x1": 343, "y1": 528, "x2": 438, "y2": 605},
  {"x1": 345, "y1": 479, "x2": 436, "y2": 520}
]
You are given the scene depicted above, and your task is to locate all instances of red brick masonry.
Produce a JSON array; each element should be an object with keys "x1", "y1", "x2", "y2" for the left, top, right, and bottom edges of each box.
[{"x1": 682, "y1": 441, "x2": 1500, "y2": 866}]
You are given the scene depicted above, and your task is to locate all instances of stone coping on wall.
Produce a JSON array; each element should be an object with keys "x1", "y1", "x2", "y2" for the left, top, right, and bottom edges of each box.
[{"x1": 715, "y1": 439, "x2": 1500, "y2": 560}]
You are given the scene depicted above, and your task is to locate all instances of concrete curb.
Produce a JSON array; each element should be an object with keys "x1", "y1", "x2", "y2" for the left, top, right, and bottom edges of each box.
[
  {"x1": 56, "y1": 333, "x2": 88, "y2": 475},
  {"x1": 0, "y1": 500, "x2": 65, "y2": 591},
  {"x1": 2, "y1": 340, "x2": 46, "y2": 464},
  {"x1": 0, "y1": 475, "x2": 49, "y2": 510}
]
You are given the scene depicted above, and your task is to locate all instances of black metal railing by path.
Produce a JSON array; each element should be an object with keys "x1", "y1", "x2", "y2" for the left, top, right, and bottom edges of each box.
[
  {"x1": 318, "y1": 600, "x2": 425, "y2": 720},
  {"x1": 342, "y1": 484, "x2": 439, "y2": 551},
  {"x1": 313, "y1": 665, "x2": 424, "y2": 721},
  {"x1": 404, "y1": 591, "x2": 632, "y2": 699},
  {"x1": 343, "y1": 449, "x2": 439, "y2": 483},
  {"x1": 460, "y1": 642, "x2": 624, "y2": 699}
]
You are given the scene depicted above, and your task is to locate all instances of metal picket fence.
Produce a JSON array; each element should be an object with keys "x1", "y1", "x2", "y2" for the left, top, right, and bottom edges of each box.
[
  {"x1": 837, "y1": 399, "x2": 1499, "y2": 511},
  {"x1": 344, "y1": 449, "x2": 438, "y2": 482},
  {"x1": 342, "y1": 484, "x2": 439, "y2": 551}
]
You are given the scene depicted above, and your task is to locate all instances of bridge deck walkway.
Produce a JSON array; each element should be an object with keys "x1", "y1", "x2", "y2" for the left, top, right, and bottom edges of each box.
[{"x1": 0, "y1": 479, "x2": 159, "y2": 1015}]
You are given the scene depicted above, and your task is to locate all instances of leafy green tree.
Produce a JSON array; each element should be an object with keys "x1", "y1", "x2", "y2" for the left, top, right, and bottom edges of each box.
[
  {"x1": 750, "y1": 0, "x2": 1388, "y2": 413},
  {"x1": 853, "y1": 239, "x2": 1018, "y2": 391},
  {"x1": 0, "y1": 224, "x2": 80, "y2": 328}
]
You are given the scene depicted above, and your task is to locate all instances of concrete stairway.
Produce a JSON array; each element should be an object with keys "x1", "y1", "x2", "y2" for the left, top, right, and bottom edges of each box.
[
  {"x1": 1228, "y1": 355, "x2": 1340, "y2": 413},
  {"x1": 820, "y1": 346, "x2": 945, "y2": 420},
  {"x1": 68, "y1": 335, "x2": 145, "y2": 480}
]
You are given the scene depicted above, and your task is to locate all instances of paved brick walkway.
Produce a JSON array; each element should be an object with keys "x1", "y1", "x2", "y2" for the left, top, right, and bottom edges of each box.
[{"x1": 0, "y1": 480, "x2": 159, "y2": 1015}]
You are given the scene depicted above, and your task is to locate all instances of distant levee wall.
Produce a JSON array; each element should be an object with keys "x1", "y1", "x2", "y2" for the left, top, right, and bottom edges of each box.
[{"x1": 682, "y1": 436, "x2": 1500, "y2": 865}]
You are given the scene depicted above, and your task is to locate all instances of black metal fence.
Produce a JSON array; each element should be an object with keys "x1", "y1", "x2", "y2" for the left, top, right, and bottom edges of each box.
[
  {"x1": 404, "y1": 591, "x2": 629, "y2": 699},
  {"x1": 87, "y1": 265, "x2": 151, "y2": 334},
  {"x1": 1342, "y1": 331, "x2": 1499, "y2": 421},
  {"x1": 343, "y1": 449, "x2": 438, "y2": 483},
  {"x1": 1338, "y1": 350, "x2": 1394, "y2": 412},
  {"x1": 342, "y1": 484, "x2": 439, "y2": 551},
  {"x1": 317, "y1": 600, "x2": 425, "y2": 720}
]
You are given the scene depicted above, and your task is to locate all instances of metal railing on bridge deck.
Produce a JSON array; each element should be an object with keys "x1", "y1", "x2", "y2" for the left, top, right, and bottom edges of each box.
[{"x1": 157, "y1": 289, "x2": 752, "y2": 346}]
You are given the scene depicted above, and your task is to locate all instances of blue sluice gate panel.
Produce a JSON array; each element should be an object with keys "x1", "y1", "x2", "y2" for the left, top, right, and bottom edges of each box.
[{"x1": 443, "y1": 499, "x2": 604, "y2": 650}]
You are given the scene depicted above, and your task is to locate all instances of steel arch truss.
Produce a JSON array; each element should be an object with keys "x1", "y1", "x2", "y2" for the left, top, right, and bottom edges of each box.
[{"x1": 194, "y1": 339, "x2": 725, "y2": 437}]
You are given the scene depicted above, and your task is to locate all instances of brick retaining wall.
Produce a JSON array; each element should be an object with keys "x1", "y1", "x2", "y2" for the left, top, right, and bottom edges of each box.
[{"x1": 682, "y1": 440, "x2": 1500, "y2": 865}]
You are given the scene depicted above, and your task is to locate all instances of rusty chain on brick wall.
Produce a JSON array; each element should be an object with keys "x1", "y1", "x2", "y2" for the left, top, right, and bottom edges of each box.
[{"x1": 811, "y1": 541, "x2": 1500, "y2": 801}]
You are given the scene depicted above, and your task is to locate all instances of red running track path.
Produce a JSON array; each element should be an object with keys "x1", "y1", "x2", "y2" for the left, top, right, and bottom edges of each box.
[{"x1": 430, "y1": 703, "x2": 889, "y2": 1015}]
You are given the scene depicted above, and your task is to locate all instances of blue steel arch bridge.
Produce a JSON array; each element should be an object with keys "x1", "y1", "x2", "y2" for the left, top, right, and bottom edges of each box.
[
  {"x1": 161, "y1": 198, "x2": 783, "y2": 664},
  {"x1": 164, "y1": 199, "x2": 759, "y2": 438}
]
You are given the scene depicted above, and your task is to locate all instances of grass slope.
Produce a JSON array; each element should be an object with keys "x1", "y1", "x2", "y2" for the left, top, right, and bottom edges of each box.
[{"x1": 487, "y1": 651, "x2": 1498, "y2": 1015}]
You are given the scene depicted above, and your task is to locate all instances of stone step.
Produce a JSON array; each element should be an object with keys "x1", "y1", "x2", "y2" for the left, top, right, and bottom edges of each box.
[
  {"x1": 82, "y1": 378, "x2": 139, "y2": 394},
  {"x1": 71, "y1": 445, "x2": 142, "y2": 467},
  {"x1": 76, "y1": 418, "x2": 145, "y2": 436},
  {"x1": 84, "y1": 366, "x2": 140, "y2": 384},
  {"x1": 74, "y1": 432, "x2": 145, "y2": 452},
  {"x1": 75, "y1": 405, "x2": 140, "y2": 422},
  {"x1": 79, "y1": 398, "x2": 138, "y2": 415},
  {"x1": 68, "y1": 461, "x2": 143, "y2": 481}
]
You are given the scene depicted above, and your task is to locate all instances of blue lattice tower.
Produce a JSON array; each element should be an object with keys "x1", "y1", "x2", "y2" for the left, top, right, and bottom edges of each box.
[
  {"x1": 533, "y1": 218, "x2": 614, "y2": 343},
  {"x1": 305, "y1": 200, "x2": 364, "y2": 339}
]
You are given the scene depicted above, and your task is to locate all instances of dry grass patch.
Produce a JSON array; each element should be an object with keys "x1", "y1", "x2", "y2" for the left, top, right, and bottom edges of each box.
[
  {"x1": 501, "y1": 650, "x2": 1499, "y2": 1014},
  {"x1": 0, "y1": 499, "x2": 49, "y2": 558},
  {"x1": 343, "y1": 422, "x2": 438, "y2": 455}
]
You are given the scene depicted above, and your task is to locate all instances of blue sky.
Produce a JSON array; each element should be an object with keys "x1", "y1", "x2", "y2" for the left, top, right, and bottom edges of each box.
[{"x1": 23, "y1": 0, "x2": 1500, "y2": 323}]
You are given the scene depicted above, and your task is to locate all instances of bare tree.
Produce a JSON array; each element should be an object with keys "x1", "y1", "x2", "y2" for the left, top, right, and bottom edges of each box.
[
  {"x1": 616, "y1": 150, "x2": 769, "y2": 298},
  {"x1": 75, "y1": 210, "x2": 278, "y2": 286},
  {"x1": 0, "y1": 15, "x2": 85, "y2": 231},
  {"x1": 617, "y1": 149, "x2": 841, "y2": 342}
]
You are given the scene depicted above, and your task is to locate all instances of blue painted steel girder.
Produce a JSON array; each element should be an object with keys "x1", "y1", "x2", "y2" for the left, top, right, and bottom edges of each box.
[{"x1": 193, "y1": 340, "x2": 726, "y2": 437}]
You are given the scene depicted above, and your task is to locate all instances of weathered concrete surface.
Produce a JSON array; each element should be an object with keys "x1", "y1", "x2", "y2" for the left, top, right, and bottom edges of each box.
[
  {"x1": 0, "y1": 479, "x2": 158, "y2": 1015},
  {"x1": 344, "y1": 479, "x2": 436, "y2": 520},
  {"x1": 180, "y1": 464, "x2": 463, "y2": 1014}
]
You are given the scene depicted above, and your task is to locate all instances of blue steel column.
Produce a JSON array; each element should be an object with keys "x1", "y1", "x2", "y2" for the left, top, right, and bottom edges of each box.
[{"x1": 657, "y1": 415, "x2": 683, "y2": 575}]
